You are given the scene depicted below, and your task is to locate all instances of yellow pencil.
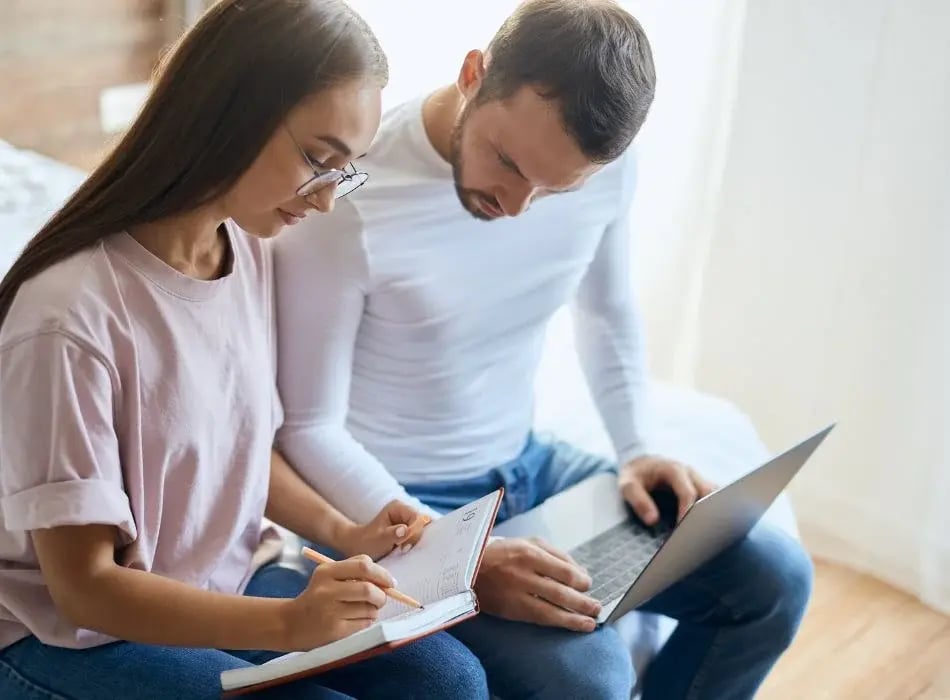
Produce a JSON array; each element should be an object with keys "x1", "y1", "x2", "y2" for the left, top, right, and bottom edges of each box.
[
  {"x1": 300, "y1": 546, "x2": 423, "y2": 609},
  {"x1": 404, "y1": 514, "x2": 432, "y2": 541}
]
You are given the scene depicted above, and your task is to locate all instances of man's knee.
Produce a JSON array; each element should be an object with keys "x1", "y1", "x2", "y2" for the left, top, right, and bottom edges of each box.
[
  {"x1": 738, "y1": 526, "x2": 814, "y2": 649},
  {"x1": 434, "y1": 641, "x2": 490, "y2": 700},
  {"x1": 401, "y1": 632, "x2": 489, "y2": 700},
  {"x1": 525, "y1": 626, "x2": 634, "y2": 700}
]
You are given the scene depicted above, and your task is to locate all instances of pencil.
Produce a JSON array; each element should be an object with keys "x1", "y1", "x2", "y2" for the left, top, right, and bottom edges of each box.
[
  {"x1": 300, "y1": 546, "x2": 423, "y2": 609},
  {"x1": 405, "y1": 514, "x2": 432, "y2": 541}
]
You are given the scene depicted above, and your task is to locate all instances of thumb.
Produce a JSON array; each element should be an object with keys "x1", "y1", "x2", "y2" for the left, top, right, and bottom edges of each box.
[{"x1": 386, "y1": 523, "x2": 409, "y2": 543}]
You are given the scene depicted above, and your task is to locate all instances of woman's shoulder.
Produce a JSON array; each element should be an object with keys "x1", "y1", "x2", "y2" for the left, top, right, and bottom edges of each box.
[{"x1": 0, "y1": 240, "x2": 123, "y2": 354}]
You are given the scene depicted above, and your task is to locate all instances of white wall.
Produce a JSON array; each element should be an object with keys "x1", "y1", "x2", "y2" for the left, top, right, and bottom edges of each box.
[{"x1": 691, "y1": 0, "x2": 950, "y2": 611}]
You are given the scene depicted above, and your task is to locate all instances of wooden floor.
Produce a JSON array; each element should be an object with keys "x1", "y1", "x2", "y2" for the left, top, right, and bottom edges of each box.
[{"x1": 761, "y1": 559, "x2": 950, "y2": 699}]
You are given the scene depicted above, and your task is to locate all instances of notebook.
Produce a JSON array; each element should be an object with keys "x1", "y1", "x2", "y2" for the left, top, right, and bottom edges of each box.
[{"x1": 220, "y1": 489, "x2": 504, "y2": 696}]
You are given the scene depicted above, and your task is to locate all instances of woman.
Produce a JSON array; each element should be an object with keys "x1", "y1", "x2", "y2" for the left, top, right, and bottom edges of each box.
[{"x1": 0, "y1": 1, "x2": 488, "y2": 698}]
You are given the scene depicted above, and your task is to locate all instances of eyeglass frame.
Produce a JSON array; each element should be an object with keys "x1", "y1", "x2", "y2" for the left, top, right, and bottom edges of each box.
[{"x1": 284, "y1": 125, "x2": 368, "y2": 199}]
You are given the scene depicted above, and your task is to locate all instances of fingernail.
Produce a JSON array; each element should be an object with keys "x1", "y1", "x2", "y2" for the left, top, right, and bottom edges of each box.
[
  {"x1": 395, "y1": 525, "x2": 408, "y2": 538},
  {"x1": 401, "y1": 544, "x2": 413, "y2": 553}
]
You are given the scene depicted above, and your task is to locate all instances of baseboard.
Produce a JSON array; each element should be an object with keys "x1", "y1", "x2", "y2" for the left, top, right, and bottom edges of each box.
[{"x1": 793, "y1": 484, "x2": 950, "y2": 615}]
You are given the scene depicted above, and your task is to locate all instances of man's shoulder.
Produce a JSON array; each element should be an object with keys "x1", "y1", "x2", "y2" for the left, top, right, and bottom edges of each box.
[
  {"x1": 273, "y1": 199, "x2": 367, "y2": 269},
  {"x1": 360, "y1": 94, "x2": 450, "y2": 185},
  {"x1": 363, "y1": 96, "x2": 425, "y2": 167},
  {"x1": 592, "y1": 147, "x2": 637, "y2": 191}
]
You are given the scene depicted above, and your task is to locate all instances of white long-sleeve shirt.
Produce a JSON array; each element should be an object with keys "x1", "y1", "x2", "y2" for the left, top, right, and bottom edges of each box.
[{"x1": 274, "y1": 97, "x2": 650, "y2": 523}]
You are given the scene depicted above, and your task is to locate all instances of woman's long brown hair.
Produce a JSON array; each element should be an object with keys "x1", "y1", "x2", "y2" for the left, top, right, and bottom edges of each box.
[{"x1": 0, "y1": 0, "x2": 387, "y2": 326}]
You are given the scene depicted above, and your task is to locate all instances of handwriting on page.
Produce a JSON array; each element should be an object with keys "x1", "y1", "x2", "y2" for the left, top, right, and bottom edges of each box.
[
  {"x1": 379, "y1": 500, "x2": 490, "y2": 612},
  {"x1": 455, "y1": 506, "x2": 478, "y2": 537}
]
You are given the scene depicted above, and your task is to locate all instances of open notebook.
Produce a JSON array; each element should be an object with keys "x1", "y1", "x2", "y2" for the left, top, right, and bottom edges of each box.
[{"x1": 220, "y1": 489, "x2": 503, "y2": 696}]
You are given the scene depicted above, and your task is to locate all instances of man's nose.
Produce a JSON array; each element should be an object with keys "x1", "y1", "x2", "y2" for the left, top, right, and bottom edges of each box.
[{"x1": 497, "y1": 182, "x2": 536, "y2": 217}]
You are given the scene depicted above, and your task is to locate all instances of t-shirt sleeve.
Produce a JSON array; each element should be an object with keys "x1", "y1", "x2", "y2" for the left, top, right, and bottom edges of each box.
[{"x1": 0, "y1": 330, "x2": 137, "y2": 542}]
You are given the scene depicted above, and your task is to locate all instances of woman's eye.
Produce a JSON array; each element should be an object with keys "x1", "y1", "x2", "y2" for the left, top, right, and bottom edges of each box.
[{"x1": 308, "y1": 154, "x2": 328, "y2": 168}]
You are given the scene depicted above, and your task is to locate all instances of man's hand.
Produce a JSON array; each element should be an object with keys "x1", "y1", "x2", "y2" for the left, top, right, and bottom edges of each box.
[
  {"x1": 619, "y1": 455, "x2": 717, "y2": 524},
  {"x1": 474, "y1": 537, "x2": 601, "y2": 633}
]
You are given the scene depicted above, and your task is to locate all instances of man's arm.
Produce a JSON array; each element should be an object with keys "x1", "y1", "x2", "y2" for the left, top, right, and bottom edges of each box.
[
  {"x1": 571, "y1": 152, "x2": 716, "y2": 524},
  {"x1": 273, "y1": 214, "x2": 440, "y2": 525},
  {"x1": 571, "y1": 151, "x2": 651, "y2": 466}
]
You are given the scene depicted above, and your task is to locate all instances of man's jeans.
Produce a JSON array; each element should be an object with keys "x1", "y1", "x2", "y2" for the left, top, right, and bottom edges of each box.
[{"x1": 405, "y1": 434, "x2": 813, "y2": 700}]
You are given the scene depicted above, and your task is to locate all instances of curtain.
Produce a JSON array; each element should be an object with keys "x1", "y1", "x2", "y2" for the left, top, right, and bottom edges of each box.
[{"x1": 637, "y1": 0, "x2": 949, "y2": 613}]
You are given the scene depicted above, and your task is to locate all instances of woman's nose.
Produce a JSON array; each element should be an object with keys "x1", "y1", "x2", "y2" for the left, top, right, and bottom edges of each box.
[{"x1": 306, "y1": 183, "x2": 337, "y2": 214}]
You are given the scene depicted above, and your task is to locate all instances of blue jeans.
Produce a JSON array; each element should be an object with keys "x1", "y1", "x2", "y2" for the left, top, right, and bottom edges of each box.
[
  {"x1": 0, "y1": 563, "x2": 489, "y2": 700},
  {"x1": 404, "y1": 434, "x2": 814, "y2": 700}
]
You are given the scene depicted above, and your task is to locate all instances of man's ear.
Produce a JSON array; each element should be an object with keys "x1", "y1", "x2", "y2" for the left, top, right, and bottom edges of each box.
[{"x1": 456, "y1": 49, "x2": 487, "y2": 102}]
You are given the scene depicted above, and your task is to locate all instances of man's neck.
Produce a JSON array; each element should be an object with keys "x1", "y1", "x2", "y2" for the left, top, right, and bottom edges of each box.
[{"x1": 421, "y1": 84, "x2": 462, "y2": 164}]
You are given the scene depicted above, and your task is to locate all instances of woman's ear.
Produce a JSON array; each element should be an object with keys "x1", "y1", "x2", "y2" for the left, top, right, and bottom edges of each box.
[{"x1": 456, "y1": 49, "x2": 487, "y2": 102}]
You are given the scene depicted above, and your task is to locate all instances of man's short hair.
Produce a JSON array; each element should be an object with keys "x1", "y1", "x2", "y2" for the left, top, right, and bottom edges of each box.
[{"x1": 479, "y1": 0, "x2": 656, "y2": 163}]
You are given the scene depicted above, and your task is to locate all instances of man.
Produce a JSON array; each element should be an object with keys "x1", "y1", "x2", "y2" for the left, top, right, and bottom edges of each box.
[{"x1": 274, "y1": 1, "x2": 813, "y2": 698}]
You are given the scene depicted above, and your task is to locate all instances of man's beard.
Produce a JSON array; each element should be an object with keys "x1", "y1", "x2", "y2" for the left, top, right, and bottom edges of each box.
[{"x1": 449, "y1": 106, "x2": 500, "y2": 221}]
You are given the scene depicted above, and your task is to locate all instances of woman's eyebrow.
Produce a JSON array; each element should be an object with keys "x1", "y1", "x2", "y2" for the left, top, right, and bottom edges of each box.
[
  {"x1": 313, "y1": 135, "x2": 368, "y2": 160},
  {"x1": 314, "y1": 135, "x2": 352, "y2": 157}
]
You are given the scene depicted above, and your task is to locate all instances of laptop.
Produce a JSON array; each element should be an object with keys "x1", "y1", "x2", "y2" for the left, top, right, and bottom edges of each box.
[{"x1": 493, "y1": 425, "x2": 833, "y2": 624}]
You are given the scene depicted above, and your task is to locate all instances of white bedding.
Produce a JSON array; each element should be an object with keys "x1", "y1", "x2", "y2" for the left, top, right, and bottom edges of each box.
[
  {"x1": 0, "y1": 140, "x2": 85, "y2": 272},
  {"x1": 0, "y1": 139, "x2": 798, "y2": 695}
]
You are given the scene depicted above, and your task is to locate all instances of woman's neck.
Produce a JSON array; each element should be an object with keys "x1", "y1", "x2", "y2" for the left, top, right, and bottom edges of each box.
[{"x1": 128, "y1": 208, "x2": 230, "y2": 280}]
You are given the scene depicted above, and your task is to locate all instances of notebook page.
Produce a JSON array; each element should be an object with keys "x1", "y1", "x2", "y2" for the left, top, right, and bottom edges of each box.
[{"x1": 377, "y1": 490, "x2": 500, "y2": 617}]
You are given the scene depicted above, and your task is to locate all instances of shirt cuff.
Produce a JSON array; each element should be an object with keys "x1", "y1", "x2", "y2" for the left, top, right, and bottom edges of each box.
[
  {"x1": 2, "y1": 479, "x2": 137, "y2": 544},
  {"x1": 616, "y1": 441, "x2": 651, "y2": 467}
]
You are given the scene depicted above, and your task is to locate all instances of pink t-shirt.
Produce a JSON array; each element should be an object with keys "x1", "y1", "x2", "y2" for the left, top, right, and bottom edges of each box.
[{"x1": 0, "y1": 223, "x2": 283, "y2": 649}]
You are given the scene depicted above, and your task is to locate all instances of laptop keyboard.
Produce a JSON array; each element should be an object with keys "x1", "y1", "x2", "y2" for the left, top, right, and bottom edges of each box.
[{"x1": 569, "y1": 519, "x2": 673, "y2": 605}]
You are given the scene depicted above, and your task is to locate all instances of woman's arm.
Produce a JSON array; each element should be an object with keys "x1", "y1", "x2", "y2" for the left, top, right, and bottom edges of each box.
[
  {"x1": 32, "y1": 523, "x2": 394, "y2": 652},
  {"x1": 265, "y1": 447, "x2": 356, "y2": 548},
  {"x1": 266, "y1": 448, "x2": 427, "y2": 559}
]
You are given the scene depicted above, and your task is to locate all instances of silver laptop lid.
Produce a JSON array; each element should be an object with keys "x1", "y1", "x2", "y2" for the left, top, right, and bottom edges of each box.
[{"x1": 606, "y1": 424, "x2": 834, "y2": 622}]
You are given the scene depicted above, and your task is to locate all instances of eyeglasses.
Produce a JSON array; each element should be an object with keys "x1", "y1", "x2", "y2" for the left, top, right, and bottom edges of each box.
[{"x1": 285, "y1": 126, "x2": 368, "y2": 199}]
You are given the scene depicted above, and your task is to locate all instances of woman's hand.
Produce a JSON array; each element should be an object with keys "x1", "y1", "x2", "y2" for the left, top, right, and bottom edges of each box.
[
  {"x1": 337, "y1": 500, "x2": 431, "y2": 560},
  {"x1": 283, "y1": 555, "x2": 394, "y2": 651}
]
